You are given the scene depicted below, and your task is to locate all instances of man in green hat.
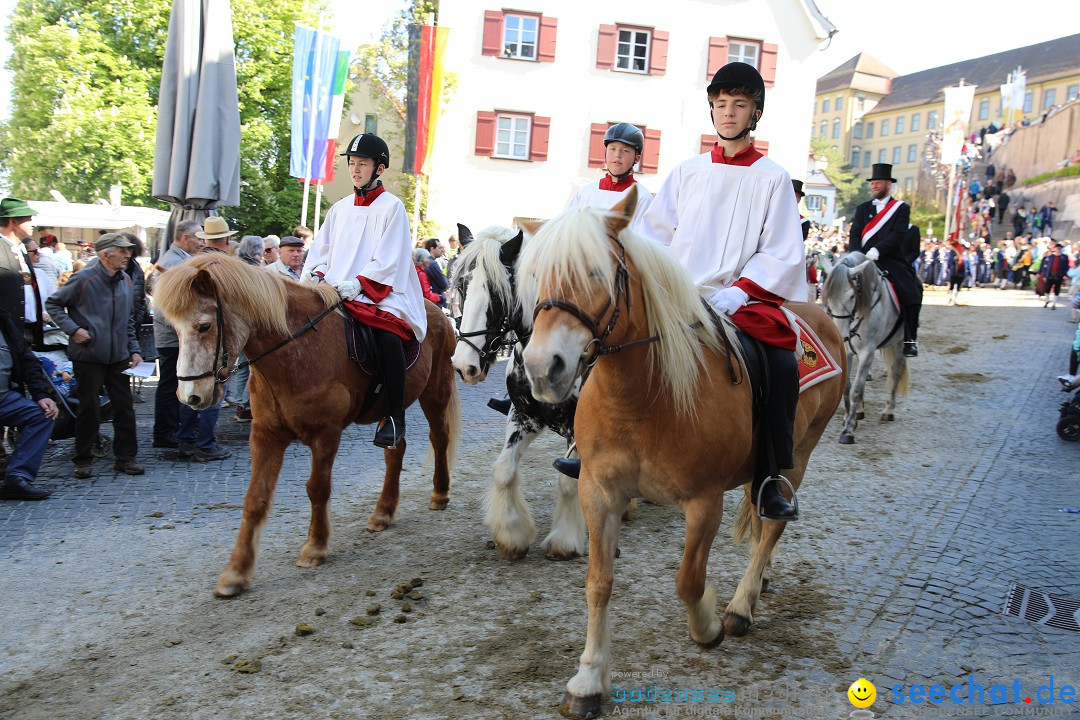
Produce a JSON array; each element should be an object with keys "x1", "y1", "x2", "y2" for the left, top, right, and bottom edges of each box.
[{"x1": 0, "y1": 197, "x2": 38, "y2": 324}]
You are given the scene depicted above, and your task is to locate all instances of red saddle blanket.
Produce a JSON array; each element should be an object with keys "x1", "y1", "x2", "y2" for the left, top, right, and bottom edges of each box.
[{"x1": 783, "y1": 311, "x2": 843, "y2": 393}]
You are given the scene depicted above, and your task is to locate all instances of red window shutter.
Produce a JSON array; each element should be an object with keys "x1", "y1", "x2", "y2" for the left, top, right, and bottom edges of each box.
[
  {"x1": 641, "y1": 128, "x2": 661, "y2": 173},
  {"x1": 530, "y1": 116, "x2": 551, "y2": 161},
  {"x1": 760, "y1": 42, "x2": 778, "y2": 87},
  {"x1": 706, "y1": 37, "x2": 728, "y2": 81},
  {"x1": 588, "y1": 123, "x2": 607, "y2": 167},
  {"x1": 649, "y1": 30, "x2": 669, "y2": 76},
  {"x1": 475, "y1": 111, "x2": 496, "y2": 156},
  {"x1": 596, "y1": 24, "x2": 617, "y2": 70},
  {"x1": 538, "y1": 16, "x2": 558, "y2": 63},
  {"x1": 754, "y1": 138, "x2": 769, "y2": 156},
  {"x1": 699, "y1": 134, "x2": 715, "y2": 155},
  {"x1": 482, "y1": 11, "x2": 503, "y2": 57}
]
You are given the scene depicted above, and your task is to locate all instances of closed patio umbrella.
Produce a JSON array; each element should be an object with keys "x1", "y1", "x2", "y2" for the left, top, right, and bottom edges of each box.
[{"x1": 152, "y1": 0, "x2": 241, "y2": 257}]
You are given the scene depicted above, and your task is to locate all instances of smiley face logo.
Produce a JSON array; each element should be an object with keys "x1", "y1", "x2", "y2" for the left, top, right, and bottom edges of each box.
[{"x1": 848, "y1": 678, "x2": 876, "y2": 708}]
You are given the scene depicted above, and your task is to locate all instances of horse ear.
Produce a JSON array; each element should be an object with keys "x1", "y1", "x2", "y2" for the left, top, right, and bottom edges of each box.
[
  {"x1": 607, "y1": 184, "x2": 638, "y2": 235},
  {"x1": 517, "y1": 219, "x2": 544, "y2": 237},
  {"x1": 499, "y1": 230, "x2": 524, "y2": 267},
  {"x1": 192, "y1": 268, "x2": 216, "y2": 297},
  {"x1": 457, "y1": 223, "x2": 473, "y2": 245}
]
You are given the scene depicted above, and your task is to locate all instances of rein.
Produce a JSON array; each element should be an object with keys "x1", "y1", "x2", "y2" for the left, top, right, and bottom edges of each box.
[
  {"x1": 825, "y1": 267, "x2": 883, "y2": 356},
  {"x1": 177, "y1": 294, "x2": 342, "y2": 385},
  {"x1": 454, "y1": 269, "x2": 526, "y2": 375}
]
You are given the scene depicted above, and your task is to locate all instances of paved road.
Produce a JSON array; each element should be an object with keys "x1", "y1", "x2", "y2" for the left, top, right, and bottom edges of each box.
[{"x1": 1, "y1": 286, "x2": 1077, "y2": 719}]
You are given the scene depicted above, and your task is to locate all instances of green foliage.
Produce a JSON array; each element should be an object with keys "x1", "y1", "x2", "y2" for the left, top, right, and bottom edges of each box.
[
  {"x1": 809, "y1": 137, "x2": 868, "y2": 218},
  {"x1": 1021, "y1": 163, "x2": 1080, "y2": 186}
]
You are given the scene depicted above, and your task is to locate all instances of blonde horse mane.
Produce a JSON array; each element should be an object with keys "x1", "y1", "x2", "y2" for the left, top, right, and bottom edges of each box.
[
  {"x1": 449, "y1": 226, "x2": 518, "y2": 313},
  {"x1": 154, "y1": 253, "x2": 338, "y2": 335},
  {"x1": 518, "y1": 206, "x2": 728, "y2": 417}
]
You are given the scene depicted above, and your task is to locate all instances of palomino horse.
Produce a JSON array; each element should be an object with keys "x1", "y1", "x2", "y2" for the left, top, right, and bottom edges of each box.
[
  {"x1": 820, "y1": 252, "x2": 909, "y2": 444},
  {"x1": 450, "y1": 224, "x2": 586, "y2": 560},
  {"x1": 517, "y1": 187, "x2": 845, "y2": 719},
  {"x1": 154, "y1": 253, "x2": 460, "y2": 597}
]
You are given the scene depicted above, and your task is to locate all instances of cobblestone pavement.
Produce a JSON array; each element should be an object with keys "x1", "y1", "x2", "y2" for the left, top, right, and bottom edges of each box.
[{"x1": 0, "y1": 287, "x2": 1077, "y2": 719}]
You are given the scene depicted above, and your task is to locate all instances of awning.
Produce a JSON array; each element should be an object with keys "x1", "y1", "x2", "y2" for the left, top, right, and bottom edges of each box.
[{"x1": 26, "y1": 201, "x2": 172, "y2": 230}]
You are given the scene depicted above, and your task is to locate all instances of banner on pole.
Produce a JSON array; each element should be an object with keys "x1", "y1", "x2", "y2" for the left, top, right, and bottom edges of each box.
[
  {"x1": 412, "y1": 25, "x2": 449, "y2": 176},
  {"x1": 940, "y1": 83, "x2": 976, "y2": 165},
  {"x1": 290, "y1": 24, "x2": 344, "y2": 181}
]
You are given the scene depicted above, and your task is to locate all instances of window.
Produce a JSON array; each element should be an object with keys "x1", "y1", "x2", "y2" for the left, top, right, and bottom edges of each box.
[
  {"x1": 904, "y1": 177, "x2": 913, "y2": 193},
  {"x1": 851, "y1": 149, "x2": 860, "y2": 166},
  {"x1": 832, "y1": 118, "x2": 840, "y2": 139},
  {"x1": 881, "y1": 119, "x2": 889, "y2": 136},
  {"x1": 895, "y1": 116, "x2": 904, "y2": 134},
  {"x1": 907, "y1": 144, "x2": 917, "y2": 163},
  {"x1": 483, "y1": 11, "x2": 557, "y2": 62},
  {"x1": 1023, "y1": 90, "x2": 1032, "y2": 113},
  {"x1": 978, "y1": 98, "x2": 989, "y2": 121},
  {"x1": 496, "y1": 115, "x2": 531, "y2": 158},
  {"x1": 1068, "y1": 84, "x2": 1079, "y2": 101},
  {"x1": 928, "y1": 110, "x2": 938, "y2": 129},
  {"x1": 364, "y1": 114, "x2": 377, "y2": 135},
  {"x1": 820, "y1": 121, "x2": 827, "y2": 136},
  {"x1": 812, "y1": 101, "x2": 817, "y2": 116},
  {"x1": 805, "y1": 195, "x2": 823, "y2": 211},
  {"x1": 1043, "y1": 88, "x2": 1056, "y2": 110},
  {"x1": 877, "y1": 149, "x2": 886, "y2": 163},
  {"x1": 892, "y1": 146, "x2": 901, "y2": 163},
  {"x1": 853, "y1": 120, "x2": 863, "y2": 139},
  {"x1": 616, "y1": 28, "x2": 650, "y2": 73},
  {"x1": 822, "y1": 98, "x2": 830, "y2": 113},
  {"x1": 865, "y1": 121, "x2": 874, "y2": 139},
  {"x1": 863, "y1": 151, "x2": 871, "y2": 168},
  {"x1": 727, "y1": 40, "x2": 759, "y2": 68},
  {"x1": 835, "y1": 96, "x2": 843, "y2": 111}
]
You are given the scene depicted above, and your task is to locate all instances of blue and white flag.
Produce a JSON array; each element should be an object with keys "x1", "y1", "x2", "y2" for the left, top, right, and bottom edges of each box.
[{"x1": 290, "y1": 23, "x2": 342, "y2": 180}]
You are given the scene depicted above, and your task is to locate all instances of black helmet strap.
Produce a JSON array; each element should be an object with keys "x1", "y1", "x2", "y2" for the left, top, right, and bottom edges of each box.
[
  {"x1": 713, "y1": 109, "x2": 760, "y2": 142},
  {"x1": 355, "y1": 175, "x2": 383, "y2": 197}
]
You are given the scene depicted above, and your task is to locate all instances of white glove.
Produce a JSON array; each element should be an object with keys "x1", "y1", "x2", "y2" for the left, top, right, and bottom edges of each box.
[
  {"x1": 865, "y1": 247, "x2": 880, "y2": 261},
  {"x1": 334, "y1": 279, "x2": 362, "y2": 301},
  {"x1": 299, "y1": 270, "x2": 323, "y2": 285},
  {"x1": 710, "y1": 286, "x2": 749, "y2": 316}
]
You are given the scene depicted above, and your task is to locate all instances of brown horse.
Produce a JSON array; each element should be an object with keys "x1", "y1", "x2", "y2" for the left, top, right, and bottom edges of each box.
[
  {"x1": 154, "y1": 253, "x2": 460, "y2": 597},
  {"x1": 517, "y1": 188, "x2": 846, "y2": 718}
]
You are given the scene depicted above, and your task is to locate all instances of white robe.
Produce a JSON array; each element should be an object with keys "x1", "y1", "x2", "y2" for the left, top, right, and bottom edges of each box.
[
  {"x1": 303, "y1": 191, "x2": 428, "y2": 342},
  {"x1": 566, "y1": 179, "x2": 654, "y2": 221},
  {"x1": 634, "y1": 153, "x2": 808, "y2": 304}
]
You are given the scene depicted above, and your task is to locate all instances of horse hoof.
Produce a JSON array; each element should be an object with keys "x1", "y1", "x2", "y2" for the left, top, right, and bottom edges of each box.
[
  {"x1": 838, "y1": 434, "x2": 855, "y2": 445},
  {"x1": 429, "y1": 497, "x2": 449, "y2": 511},
  {"x1": 560, "y1": 691, "x2": 603, "y2": 719},
  {"x1": 497, "y1": 542, "x2": 529, "y2": 561},
  {"x1": 723, "y1": 611, "x2": 752, "y2": 637},
  {"x1": 214, "y1": 579, "x2": 246, "y2": 598},
  {"x1": 881, "y1": 413, "x2": 895, "y2": 422},
  {"x1": 543, "y1": 544, "x2": 582, "y2": 561},
  {"x1": 366, "y1": 513, "x2": 392, "y2": 532},
  {"x1": 295, "y1": 552, "x2": 325, "y2": 569},
  {"x1": 855, "y1": 411, "x2": 865, "y2": 420}
]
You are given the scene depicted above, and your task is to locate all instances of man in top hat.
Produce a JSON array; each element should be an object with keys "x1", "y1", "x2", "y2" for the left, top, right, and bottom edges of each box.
[
  {"x1": 196, "y1": 216, "x2": 238, "y2": 253},
  {"x1": 847, "y1": 163, "x2": 922, "y2": 357}
]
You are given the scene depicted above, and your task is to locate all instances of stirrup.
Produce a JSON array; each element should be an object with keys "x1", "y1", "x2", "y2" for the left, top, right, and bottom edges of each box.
[
  {"x1": 553, "y1": 442, "x2": 580, "y2": 479},
  {"x1": 755, "y1": 475, "x2": 799, "y2": 521},
  {"x1": 373, "y1": 416, "x2": 404, "y2": 449}
]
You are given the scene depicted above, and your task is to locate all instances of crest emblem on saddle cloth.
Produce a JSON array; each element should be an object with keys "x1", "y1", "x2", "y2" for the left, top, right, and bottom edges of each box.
[{"x1": 781, "y1": 309, "x2": 842, "y2": 392}]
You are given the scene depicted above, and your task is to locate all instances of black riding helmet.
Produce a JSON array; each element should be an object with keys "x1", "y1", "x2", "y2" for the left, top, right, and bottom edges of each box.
[
  {"x1": 706, "y1": 62, "x2": 765, "y2": 141},
  {"x1": 603, "y1": 122, "x2": 644, "y2": 154},
  {"x1": 341, "y1": 133, "x2": 390, "y2": 194}
]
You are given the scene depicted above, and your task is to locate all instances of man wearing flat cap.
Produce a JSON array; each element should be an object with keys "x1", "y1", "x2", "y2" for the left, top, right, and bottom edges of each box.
[
  {"x1": 847, "y1": 163, "x2": 922, "y2": 357},
  {"x1": 46, "y1": 232, "x2": 144, "y2": 478},
  {"x1": 267, "y1": 236, "x2": 304, "y2": 281}
]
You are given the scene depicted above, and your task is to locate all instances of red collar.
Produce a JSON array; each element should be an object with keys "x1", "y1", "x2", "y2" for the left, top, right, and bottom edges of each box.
[
  {"x1": 354, "y1": 183, "x2": 386, "y2": 207},
  {"x1": 599, "y1": 174, "x2": 636, "y2": 192},
  {"x1": 710, "y1": 142, "x2": 763, "y2": 167}
]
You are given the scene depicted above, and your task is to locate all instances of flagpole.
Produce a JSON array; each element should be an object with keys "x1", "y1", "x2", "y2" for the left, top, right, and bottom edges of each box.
[
  {"x1": 314, "y1": 181, "x2": 323, "y2": 234},
  {"x1": 413, "y1": 176, "x2": 422, "y2": 244},
  {"x1": 300, "y1": 15, "x2": 327, "y2": 228}
]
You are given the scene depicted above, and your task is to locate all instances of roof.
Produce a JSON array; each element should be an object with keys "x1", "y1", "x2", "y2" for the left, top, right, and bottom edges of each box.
[
  {"x1": 816, "y1": 53, "x2": 898, "y2": 95},
  {"x1": 872, "y1": 33, "x2": 1080, "y2": 112}
]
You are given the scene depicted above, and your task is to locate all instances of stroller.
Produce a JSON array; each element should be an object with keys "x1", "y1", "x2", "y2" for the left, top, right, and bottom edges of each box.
[
  {"x1": 37, "y1": 355, "x2": 113, "y2": 455},
  {"x1": 1057, "y1": 379, "x2": 1080, "y2": 442}
]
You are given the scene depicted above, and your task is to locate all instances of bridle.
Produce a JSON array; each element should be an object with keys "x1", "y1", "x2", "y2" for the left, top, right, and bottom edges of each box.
[
  {"x1": 177, "y1": 291, "x2": 341, "y2": 385},
  {"x1": 531, "y1": 233, "x2": 658, "y2": 381},
  {"x1": 454, "y1": 270, "x2": 525, "y2": 377},
  {"x1": 825, "y1": 267, "x2": 881, "y2": 355}
]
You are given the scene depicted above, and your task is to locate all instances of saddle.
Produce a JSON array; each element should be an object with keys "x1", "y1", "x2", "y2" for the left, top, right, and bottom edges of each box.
[
  {"x1": 704, "y1": 304, "x2": 768, "y2": 428},
  {"x1": 343, "y1": 313, "x2": 423, "y2": 417}
]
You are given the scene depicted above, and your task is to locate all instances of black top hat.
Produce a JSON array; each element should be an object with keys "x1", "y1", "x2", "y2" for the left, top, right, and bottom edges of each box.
[
  {"x1": 869, "y1": 163, "x2": 896, "y2": 182},
  {"x1": 792, "y1": 179, "x2": 804, "y2": 197}
]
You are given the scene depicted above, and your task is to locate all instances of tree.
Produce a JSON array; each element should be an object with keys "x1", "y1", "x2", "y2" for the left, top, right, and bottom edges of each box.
[{"x1": 810, "y1": 137, "x2": 869, "y2": 219}]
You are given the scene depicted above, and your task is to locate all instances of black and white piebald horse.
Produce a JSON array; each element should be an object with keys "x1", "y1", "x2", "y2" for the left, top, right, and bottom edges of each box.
[{"x1": 450, "y1": 224, "x2": 587, "y2": 561}]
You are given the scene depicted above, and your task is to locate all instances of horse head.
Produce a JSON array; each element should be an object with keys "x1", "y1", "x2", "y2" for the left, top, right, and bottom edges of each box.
[{"x1": 450, "y1": 224, "x2": 524, "y2": 383}]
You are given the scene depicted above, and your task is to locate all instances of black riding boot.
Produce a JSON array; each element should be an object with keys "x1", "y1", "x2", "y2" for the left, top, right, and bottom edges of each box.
[
  {"x1": 488, "y1": 395, "x2": 512, "y2": 415},
  {"x1": 902, "y1": 302, "x2": 921, "y2": 357},
  {"x1": 751, "y1": 344, "x2": 798, "y2": 520},
  {"x1": 373, "y1": 329, "x2": 407, "y2": 449}
]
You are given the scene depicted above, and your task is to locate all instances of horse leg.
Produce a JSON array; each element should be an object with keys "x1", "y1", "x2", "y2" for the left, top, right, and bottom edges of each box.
[
  {"x1": 419, "y1": 378, "x2": 459, "y2": 510},
  {"x1": 541, "y1": 472, "x2": 586, "y2": 560},
  {"x1": 744, "y1": 493, "x2": 774, "y2": 593},
  {"x1": 880, "y1": 344, "x2": 903, "y2": 421},
  {"x1": 839, "y1": 352, "x2": 872, "y2": 444},
  {"x1": 724, "y1": 500, "x2": 790, "y2": 637},
  {"x1": 677, "y1": 496, "x2": 725, "y2": 647},
  {"x1": 214, "y1": 425, "x2": 290, "y2": 598},
  {"x1": 367, "y1": 440, "x2": 407, "y2": 532},
  {"x1": 297, "y1": 432, "x2": 341, "y2": 568},
  {"x1": 485, "y1": 414, "x2": 539, "y2": 560},
  {"x1": 561, "y1": 475, "x2": 624, "y2": 719}
]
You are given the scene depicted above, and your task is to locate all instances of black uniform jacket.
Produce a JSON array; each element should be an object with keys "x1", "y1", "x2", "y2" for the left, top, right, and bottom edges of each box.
[{"x1": 848, "y1": 199, "x2": 920, "y2": 306}]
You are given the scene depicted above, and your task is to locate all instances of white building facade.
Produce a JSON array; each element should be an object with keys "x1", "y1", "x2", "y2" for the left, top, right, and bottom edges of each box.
[{"x1": 425, "y1": 0, "x2": 836, "y2": 235}]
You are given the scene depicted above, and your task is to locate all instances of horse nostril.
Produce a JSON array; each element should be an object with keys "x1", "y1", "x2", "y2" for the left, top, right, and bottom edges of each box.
[
  {"x1": 188, "y1": 394, "x2": 201, "y2": 406},
  {"x1": 548, "y1": 354, "x2": 565, "y2": 383}
]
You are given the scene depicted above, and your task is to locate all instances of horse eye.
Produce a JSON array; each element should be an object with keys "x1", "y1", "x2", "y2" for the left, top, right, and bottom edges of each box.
[{"x1": 197, "y1": 323, "x2": 212, "y2": 333}]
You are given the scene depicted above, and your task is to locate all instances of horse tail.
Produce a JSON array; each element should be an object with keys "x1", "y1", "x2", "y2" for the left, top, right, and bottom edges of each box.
[
  {"x1": 732, "y1": 493, "x2": 754, "y2": 545},
  {"x1": 444, "y1": 371, "x2": 462, "y2": 471}
]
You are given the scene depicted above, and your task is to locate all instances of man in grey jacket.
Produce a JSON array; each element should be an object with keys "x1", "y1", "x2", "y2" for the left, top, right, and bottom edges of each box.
[{"x1": 45, "y1": 232, "x2": 143, "y2": 478}]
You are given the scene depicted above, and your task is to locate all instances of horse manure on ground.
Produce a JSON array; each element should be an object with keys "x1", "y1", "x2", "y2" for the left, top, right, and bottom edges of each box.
[
  {"x1": 393, "y1": 614, "x2": 407, "y2": 624},
  {"x1": 402, "y1": 603, "x2": 413, "y2": 613},
  {"x1": 366, "y1": 604, "x2": 380, "y2": 616},
  {"x1": 294, "y1": 623, "x2": 314, "y2": 636},
  {"x1": 350, "y1": 616, "x2": 376, "y2": 628},
  {"x1": 945, "y1": 372, "x2": 991, "y2": 383},
  {"x1": 365, "y1": 589, "x2": 376, "y2": 596},
  {"x1": 407, "y1": 591, "x2": 423, "y2": 601},
  {"x1": 232, "y1": 659, "x2": 261, "y2": 674},
  {"x1": 944, "y1": 346, "x2": 968, "y2": 354}
]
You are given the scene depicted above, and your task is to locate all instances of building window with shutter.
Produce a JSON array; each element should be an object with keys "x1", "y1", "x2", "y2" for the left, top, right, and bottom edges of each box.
[
  {"x1": 503, "y1": 14, "x2": 538, "y2": 60},
  {"x1": 727, "y1": 39, "x2": 759, "y2": 68},
  {"x1": 616, "y1": 28, "x2": 650, "y2": 73},
  {"x1": 495, "y1": 115, "x2": 531, "y2": 159}
]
